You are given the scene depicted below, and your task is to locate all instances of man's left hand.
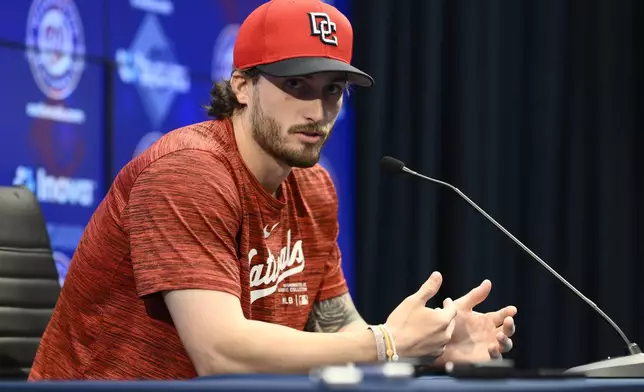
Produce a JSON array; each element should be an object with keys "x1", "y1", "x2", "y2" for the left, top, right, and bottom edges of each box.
[{"x1": 434, "y1": 280, "x2": 517, "y2": 364}]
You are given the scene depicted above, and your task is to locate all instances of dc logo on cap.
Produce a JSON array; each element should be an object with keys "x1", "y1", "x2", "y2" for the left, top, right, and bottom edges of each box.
[
  {"x1": 25, "y1": 0, "x2": 86, "y2": 101},
  {"x1": 308, "y1": 12, "x2": 338, "y2": 46}
]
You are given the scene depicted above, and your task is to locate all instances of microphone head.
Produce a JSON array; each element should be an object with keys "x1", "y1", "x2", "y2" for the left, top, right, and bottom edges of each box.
[{"x1": 381, "y1": 156, "x2": 406, "y2": 173}]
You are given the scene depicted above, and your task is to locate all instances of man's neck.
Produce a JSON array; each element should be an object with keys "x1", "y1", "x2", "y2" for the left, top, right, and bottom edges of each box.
[{"x1": 231, "y1": 115, "x2": 291, "y2": 196}]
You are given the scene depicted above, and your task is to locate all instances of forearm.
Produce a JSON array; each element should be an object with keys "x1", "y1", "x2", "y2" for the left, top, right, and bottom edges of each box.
[
  {"x1": 339, "y1": 318, "x2": 370, "y2": 333},
  {"x1": 205, "y1": 319, "x2": 377, "y2": 375}
]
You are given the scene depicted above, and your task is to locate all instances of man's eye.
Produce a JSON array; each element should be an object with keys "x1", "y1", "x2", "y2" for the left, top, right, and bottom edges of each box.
[
  {"x1": 285, "y1": 79, "x2": 303, "y2": 89},
  {"x1": 327, "y1": 84, "x2": 344, "y2": 95}
]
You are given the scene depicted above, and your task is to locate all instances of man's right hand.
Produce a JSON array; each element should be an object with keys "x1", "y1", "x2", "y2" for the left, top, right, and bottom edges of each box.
[{"x1": 384, "y1": 271, "x2": 457, "y2": 359}]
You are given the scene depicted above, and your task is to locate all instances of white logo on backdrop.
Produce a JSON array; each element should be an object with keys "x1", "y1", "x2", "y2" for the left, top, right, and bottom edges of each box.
[
  {"x1": 24, "y1": 0, "x2": 86, "y2": 123},
  {"x1": 12, "y1": 166, "x2": 97, "y2": 208},
  {"x1": 116, "y1": 13, "x2": 191, "y2": 129},
  {"x1": 129, "y1": 0, "x2": 174, "y2": 15}
]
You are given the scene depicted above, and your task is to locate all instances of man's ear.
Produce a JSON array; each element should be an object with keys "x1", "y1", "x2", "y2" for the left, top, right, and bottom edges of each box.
[{"x1": 230, "y1": 71, "x2": 252, "y2": 106}]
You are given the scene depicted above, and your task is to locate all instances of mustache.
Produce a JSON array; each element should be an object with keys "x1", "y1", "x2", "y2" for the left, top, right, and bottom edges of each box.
[{"x1": 288, "y1": 123, "x2": 328, "y2": 136}]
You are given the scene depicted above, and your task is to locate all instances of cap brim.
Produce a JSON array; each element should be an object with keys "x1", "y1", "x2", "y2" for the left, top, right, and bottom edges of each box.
[{"x1": 256, "y1": 57, "x2": 374, "y2": 87}]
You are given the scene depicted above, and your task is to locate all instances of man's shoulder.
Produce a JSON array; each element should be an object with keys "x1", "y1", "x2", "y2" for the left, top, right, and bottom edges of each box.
[
  {"x1": 111, "y1": 120, "x2": 240, "y2": 204},
  {"x1": 148, "y1": 120, "x2": 233, "y2": 160},
  {"x1": 127, "y1": 120, "x2": 236, "y2": 172}
]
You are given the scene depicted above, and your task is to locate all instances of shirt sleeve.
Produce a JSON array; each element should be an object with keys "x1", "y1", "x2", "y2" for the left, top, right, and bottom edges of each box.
[
  {"x1": 316, "y1": 167, "x2": 350, "y2": 301},
  {"x1": 318, "y1": 241, "x2": 350, "y2": 301},
  {"x1": 122, "y1": 149, "x2": 243, "y2": 299}
]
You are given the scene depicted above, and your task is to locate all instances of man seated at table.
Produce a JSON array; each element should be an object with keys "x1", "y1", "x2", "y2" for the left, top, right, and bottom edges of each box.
[{"x1": 28, "y1": 0, "x2": 516, "y2": 380}]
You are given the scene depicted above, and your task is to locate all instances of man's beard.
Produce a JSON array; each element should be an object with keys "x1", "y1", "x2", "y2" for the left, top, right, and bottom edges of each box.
[{"x1": 250, "y1": 94, "x2": 333, "y2": 168}]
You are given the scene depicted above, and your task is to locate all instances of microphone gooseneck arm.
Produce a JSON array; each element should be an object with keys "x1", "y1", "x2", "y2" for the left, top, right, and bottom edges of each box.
[{"x1": 399, "y1": 165, "x2": 640, "y2": 355}]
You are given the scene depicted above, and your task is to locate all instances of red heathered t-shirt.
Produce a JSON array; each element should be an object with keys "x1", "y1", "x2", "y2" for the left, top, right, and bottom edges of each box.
[{"x1": 28, "y1": 119, "x2": 348, "y2": 380}]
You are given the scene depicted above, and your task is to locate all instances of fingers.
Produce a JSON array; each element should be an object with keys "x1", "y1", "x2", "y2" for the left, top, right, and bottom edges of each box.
[
  {"x1": 425, "y1": 297, "x2": 457, "y2": 358},
  {"x1": 489, "y1": 331, "x2": 513, "y2": 358},
  {"x1": 415, "y1": 271, "x2": 443, "y2": 304},
  {"x1": 442, "y1": 297, "x2": 458, "y2": 321},
  {"x1": 497, "y1": 330, "x2": 513, "y2": 353},
  {"x1": 454, "y1": 279, "x2": 492, "y2": 310},
  {"x1": 489, "y1": 306, "x2": 517, "y2": 326},
  {"x1": 502, "y1": 316, "x2": 516, "y2": 337},
  {"x1": 488, "y1": 343, "x2": 502, "y2": 359},
  {"x1": 489, "y1": 317, "x2": 515, "y2": 355},
  {"x1": 441, "y1": 297, "x2": 458, "y2": 342}
]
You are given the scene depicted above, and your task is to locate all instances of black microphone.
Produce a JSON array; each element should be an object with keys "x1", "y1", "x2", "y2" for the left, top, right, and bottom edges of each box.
[{"x1": 381, "y1": 155, "x2": 644, "y2": 377}]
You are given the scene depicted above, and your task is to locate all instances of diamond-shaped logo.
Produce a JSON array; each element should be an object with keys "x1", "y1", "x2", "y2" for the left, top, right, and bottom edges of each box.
[{"x1": 115, "y1": 14, "x2": 190, "y2": 128}]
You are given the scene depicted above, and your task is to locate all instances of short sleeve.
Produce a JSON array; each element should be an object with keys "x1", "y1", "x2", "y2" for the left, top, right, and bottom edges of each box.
[
  {"x1": 122, "y1": 149, "x2": 242, "y2": 299},
  {"x1": 318, "y1": 242, "x2": 349, "y2": 301},
  {"x1": 316, "y1": 167, "x2": 349, "y2": 301}
]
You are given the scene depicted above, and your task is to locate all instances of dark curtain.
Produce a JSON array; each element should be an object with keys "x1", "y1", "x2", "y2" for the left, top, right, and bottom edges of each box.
[{"x1": 351, "y1": 0, "x2": 642, "y2": 370}]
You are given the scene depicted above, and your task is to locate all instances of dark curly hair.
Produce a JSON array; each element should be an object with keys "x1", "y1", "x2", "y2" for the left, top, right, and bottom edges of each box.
[{"x1": 204, "y1": 67, "x2": 261, "y2": 119}]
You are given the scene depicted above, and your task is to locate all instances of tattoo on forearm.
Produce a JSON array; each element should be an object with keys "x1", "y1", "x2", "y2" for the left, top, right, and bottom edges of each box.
[
  {"x1": 304, "y1": 312, "x2": 323, "y2": 333},
  {"x1": 304, "y1": 293, "x2": 364, "y2": 333}
]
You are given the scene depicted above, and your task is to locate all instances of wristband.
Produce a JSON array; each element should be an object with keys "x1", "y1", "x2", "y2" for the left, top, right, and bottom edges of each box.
[
  {"x1": 379, "y1": 324, "x2": 399, "y2": 362},
  {"x1": 367, "y1": 325, "x2": 387, "y2": 361}
]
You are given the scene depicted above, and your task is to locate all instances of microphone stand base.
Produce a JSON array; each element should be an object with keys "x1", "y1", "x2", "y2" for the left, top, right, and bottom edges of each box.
[{"x1": 565, "y1": 353, "x2": 644, "y2": 378}]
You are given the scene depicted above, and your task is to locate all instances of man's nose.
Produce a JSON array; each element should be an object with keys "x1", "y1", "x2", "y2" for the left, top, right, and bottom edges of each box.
[{"x1": 303, "y1": 99, "x2": 325, "y2": 123}]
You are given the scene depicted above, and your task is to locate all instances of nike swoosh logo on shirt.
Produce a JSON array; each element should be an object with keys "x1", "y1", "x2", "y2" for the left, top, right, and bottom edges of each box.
[{"x1": 263, "y1": 222, "x2": 280, "y2": 239}]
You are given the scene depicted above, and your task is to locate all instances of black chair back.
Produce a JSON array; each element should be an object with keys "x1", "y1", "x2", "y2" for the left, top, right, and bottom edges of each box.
[{"x1": 0, "y1": 186, "x2": 60, "y2": 379}]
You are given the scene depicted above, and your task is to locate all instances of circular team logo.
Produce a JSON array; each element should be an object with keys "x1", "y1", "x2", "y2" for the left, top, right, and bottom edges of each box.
[
  {"x1": 211, "y1": 24, "x2": 239, "y2": 82},
  {"x1": 25, "y1": 0, "x2": 86, "y2": 100}
]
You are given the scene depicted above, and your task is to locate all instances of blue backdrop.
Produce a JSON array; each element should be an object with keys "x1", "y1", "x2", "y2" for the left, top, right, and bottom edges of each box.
[{"x1": 0, "y1": 0, "x2": 356, "y2": 295}]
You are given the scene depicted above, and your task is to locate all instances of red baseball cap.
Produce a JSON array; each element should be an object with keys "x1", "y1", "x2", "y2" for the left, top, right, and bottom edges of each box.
[{"x1": 233, "y1": 0, "x2": 374, "y2": 87}]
